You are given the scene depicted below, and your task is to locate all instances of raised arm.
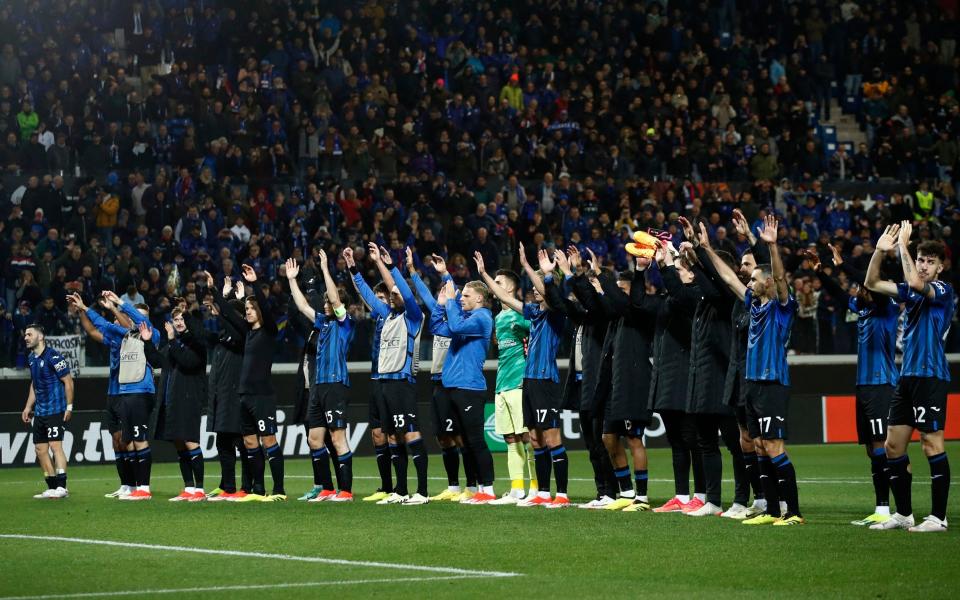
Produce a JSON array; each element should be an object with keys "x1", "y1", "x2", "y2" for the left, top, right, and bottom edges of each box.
[
  {"x1": 445, "y1": 298, "x2": 492, "y2": 337},
  {"x1": 475, "y1": 251, "x2": 523, "y2": 313},
  {"x1": 407, "y1": 247, "x2": 438, "y2": 314},
  {"x1": 284, "y1": 258, "x2": 317, "y2": 322},
  {"x1": 701, "y1": 244, "x2": 747, "y2": 301},
  {"x1": 68, "y1": 293, "x2": 104, "y2": 343},
  {"x1": 345, "y1": 246, "x2": 390, "y2": 318},
  {"x1": 865, "y1": 223, "x2": 901, "y2": 298},
  {"x1": 209, "y1": 271, "x2": 248, "y2": 332},
  {"x1": 530, "y1": 248, "x2": 554, "y2": 305},
  {"x1": 368, "y1": 243, "x2": 397, "y2": 293},
  {"x1": 629, "y1": 259, "x2": 660, "y2": 317},
  {"x1": 758, "y1": 215, "x2": 789, "y2": 304},
  {"x1": 71, "y1": 293, "x2": 127, "y2": 341},
  {"x1": 245, "y1": 265, "x2": 277, "y2": 335},
  {"x1": 551, "y1": 249, "x2": 589, "y2": 318},
  {"x1": 597, "y1": 270, "x2": 630, "y2": 316},
  {"x1": 104, "y1": 290, "x2": 149, "y2": 328},
  {"x1": 895, "y1": 221, "x2": 937, "y2": 299}
]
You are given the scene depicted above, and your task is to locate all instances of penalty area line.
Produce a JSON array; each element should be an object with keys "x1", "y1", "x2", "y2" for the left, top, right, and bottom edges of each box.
[
  {"x1": 0, "y1": 575, "x2": 491, "y2": 600},
  {"x1": 0, "y1": 534, "x2": 521, "y2": 579}
]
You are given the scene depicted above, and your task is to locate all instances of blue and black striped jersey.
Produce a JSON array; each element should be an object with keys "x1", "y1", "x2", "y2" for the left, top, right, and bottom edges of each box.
[{"x1": 897, "y1": 281, "x2": 953, "y2": 382}]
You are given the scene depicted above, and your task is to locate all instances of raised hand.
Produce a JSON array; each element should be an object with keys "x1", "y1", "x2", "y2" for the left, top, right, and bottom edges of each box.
[
  {"x1": 222, "y1": 277, "x2": 233, "y2": 298},
  {"x1": 138, "y1": 321, "x2": 153, "y2": 341},
  {"x1": 897, "y1": 220, "x2": 912, "y2": 248},
  {"x1": 566, "y1": 246, "x2": 582, "y2": 271},
  {"x1": 732, "y1": 209, "x2": 750, "y2": 237},
  {"x1": 342, "y1": 246, "x2": 355, "y2": 268},
  {"x1": 405, "y1": 247, "x2": 415, "y2": 273},
  {"x1": 585, "y1": 247, "x2": 601, "y2": 275},
  {"x1": 677, "y1": 216, "x2": 696, "y2": 244},
  {"x1": 875, "y1": 223, "x2": 900, "y2": 252},
  {"x1": 101, "y1": 290, "x2": 121, "y2": 306},
  {"x1": 235, "y1": 280, "x2": 246, "y2": 299},
  {"x1": 241, "y1": 264, "x2": 257, "y2": 283},
  {"x1": 284, "y1": 258, "x2": 299, "y2": 280},
  {"x1": 801, "y1": 249, "x2": 821, "y2": 271},
  {"x1": 164, "y1": 321, "x2": 175, "y2": 340},
  {"x1": 697, "y1": 222, "x2": 711, "y2": 248},
  {"x1": 537, "y1": 249, "x2": 555, "y2": 274},
  {"x1": 317, "y1": 249, "x2": 329, "y2": 272},
  {"x1": 518, "y1": 242, "x2": 530, "y2": 269},
  {"x1": 443, "y1": 278, "x2": 455, "y2": 300},
  {"x1": 473, "y1": 251, "x2": 486, "y2": 275},
  {"x1": 829, "y1": 244, "x2": 843, "y2": 266},
  {"x1": 655, "y1": 241, "x2": 668, "y2": 266},
  {"x1": 430, "y1": 253, "x2": 448, "y2": 274},
  {"x1": 367, "y1": 242, "x2": 382, "y2": 263},
  {"x1": 379, "y1": 245, "x2": 393, "y2": 266},
  {"x1": 202, "y1": 270, "x2": 215, "y2": 289},
  {"x1": 555, "y1": 249, "x2": 572, "y2": 276},
  {"x1": 759, "y1": 214, "x2": 779, "y2": 244},
  {"x1": 66, "y1": 292, "x2": 87, "y2": 311}
]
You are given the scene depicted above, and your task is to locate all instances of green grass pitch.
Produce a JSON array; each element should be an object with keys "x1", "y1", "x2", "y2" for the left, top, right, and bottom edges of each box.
[{"x1": 1, "y1": 443, "x2": 958, "y2": 599}]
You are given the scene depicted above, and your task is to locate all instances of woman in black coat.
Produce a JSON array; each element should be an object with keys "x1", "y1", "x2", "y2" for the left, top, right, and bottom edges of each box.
[
  {"x1": 199, "y1": 286, "x2": 250, "y2": 501},
  {"x1": 650, "y1": 243, "x2": 705, "y2": 513}
]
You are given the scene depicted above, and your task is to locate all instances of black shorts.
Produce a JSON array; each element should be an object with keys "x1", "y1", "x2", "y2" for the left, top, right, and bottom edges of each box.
[
  {"x1": 603, "y1": 418, "x2": 647, "y2": 438},
  {"x1": 105, "y1": 395, "x2": 122, "y2": 434},
  {"x1": 119, "y1": 393, "x2": 153, "y2": 443},
  {"x1": 523, "y1": 378, "x2": 562, "y2": 430},
  {"x1": 856, "y1": 385, "x2": 894, "y2": 444},
  {"x1": 449, "y1": 388, "x2": 487, "y2": 439},
  {"x1": 369, "y1": 380, "x2": 387, "y2": 430},
  {"x1": 307, "y1": 383, "x2": 349, "y2": 429},
  {"x1": 744, "y1": 381, "x2": 789, "y2": 440},
  {"x1": 431, "y1": 382, "x2": 458, "y2": 436},
  {"x1": 381, "y1": 380, "x2": 419, "y2": 435},
  {"x1": 240, "y1": 393, "x2": 278, "y2": 436},
  {"x1": 889, "y1": 376, "x2": 949, "y2": 434},
  {"x1": 32, "y1": 413, "x2": 66, "y2": 444}
]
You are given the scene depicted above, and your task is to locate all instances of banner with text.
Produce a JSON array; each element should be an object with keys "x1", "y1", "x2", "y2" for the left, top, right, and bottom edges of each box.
[{"x1": 45, "y1": 335, "x2": 84, "y2": 377}]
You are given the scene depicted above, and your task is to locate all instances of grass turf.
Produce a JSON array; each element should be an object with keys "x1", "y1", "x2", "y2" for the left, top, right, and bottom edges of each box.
[{"x1": 0, "y1": 443, "x2": 958, "y2": 599}]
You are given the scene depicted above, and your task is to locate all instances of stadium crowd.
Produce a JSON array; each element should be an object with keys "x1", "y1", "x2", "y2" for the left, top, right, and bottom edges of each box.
[{"x1": 0, "y1": 0, "x2": 959, "y2": 368}]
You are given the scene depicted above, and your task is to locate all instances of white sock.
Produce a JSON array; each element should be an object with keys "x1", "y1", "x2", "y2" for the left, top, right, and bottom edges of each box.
[
  {"x1": 875, "y1": 505, "x2": 890, "y2": 516},
  {"x1": 620, "y1": 490, "x2": 636, "y2": 499},
  {"x1": 185, "y1": 487, "x2": 195, "y2": 494},
  {"x1": 753, "y1": 498, "x2": 767, "y2": 509},
  {"x1": 510, "y1": 488, "x2": 525, "y2": 498},
  {"x1": 138, "y1": 485, "x2": 150, "y2": 493},
  {"x1": 120, "y1": 485, "x2": 131, "y2": 493},
  {"x1": 638, "y1": 495, "x2": 648, "y2": 502},
  {"x1": 695, "y1": 493, "x2": 706, "y2": 501},
  {"x1": 481, "y1": 485, "x2": 495, "y2": 496},
  {"x1": 195, "y1": 488, "x2": 204, "y2": 494},
  {"x1": 467, "y1": 486, "x2": 478, "y2": 493},
  {"x1": 676, "y1": 494, "x2": 690, "y2": 503},
  {"x1": 448, "y1": 485, "x2": 461, "y2": 493},
  {"x1": 537, "y1": 491, "x2": 551, "y2": 499},
  {"x1": 556, "y1": 492, "x2": 568, "y2": 499}
]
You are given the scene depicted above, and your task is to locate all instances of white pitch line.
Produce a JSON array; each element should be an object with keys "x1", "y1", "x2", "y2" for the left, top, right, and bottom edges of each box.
[
  {"x1": 0, "y1": 575, "x2": 487, "y2": 600},
  {"x1": 0, "y1": 535, "x2": 520, "y2": 578},
  {"x1": 0, "y1": 475, "x2": 874, "y2": 485}
]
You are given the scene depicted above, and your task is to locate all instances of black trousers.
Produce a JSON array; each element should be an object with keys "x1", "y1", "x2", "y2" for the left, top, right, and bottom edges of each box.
[{"x1": 580, "y1": 408, "x2": 616, "y2": 498}]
